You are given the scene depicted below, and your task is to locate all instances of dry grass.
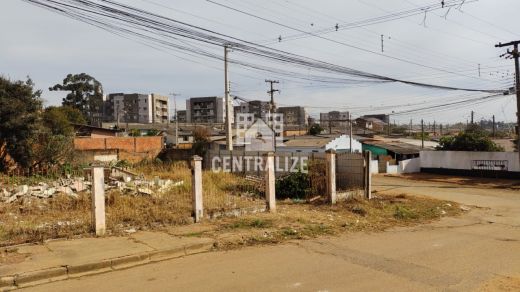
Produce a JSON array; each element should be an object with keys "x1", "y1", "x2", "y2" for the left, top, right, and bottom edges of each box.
[
  {"x1": 168, "y1": 193, "x2": 463, "y2": 250},
  {"x1": 0, "y1": 162, "x2": 264, "y2": 247}
]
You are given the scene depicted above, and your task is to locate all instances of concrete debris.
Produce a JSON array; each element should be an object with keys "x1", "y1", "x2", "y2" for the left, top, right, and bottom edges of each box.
[
  {"x1": 1, "y1": 171, "x2": 184, "y2": 203},
  {"x1": 460, "y1": 206, "x2": 471, "y2": 212}
]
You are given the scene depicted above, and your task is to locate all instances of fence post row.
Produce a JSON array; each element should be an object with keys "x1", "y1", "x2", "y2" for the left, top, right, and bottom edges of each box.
[
  {"x1": 191, "y1": 155, "x2": 204, "y2": 223},
  {"x1": 325, "y1": 149, "x2": 337, "y2": 205},
  {"x1": 364, "y1": 150, "x2": 372, "y2": 200},
  {"x1": 91, "y1": 165, "x2": 106, "y2": 236},
  {"x1": 264, "y1": 152, "x2": 276, "y2": 212}
]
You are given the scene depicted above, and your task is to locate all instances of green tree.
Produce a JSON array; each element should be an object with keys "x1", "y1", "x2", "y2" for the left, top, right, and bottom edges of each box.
[
  {"x1": 437, "y1": 127, "x2": 504, "y2": 152},
  {"x1": 192, "y1": 127, "x2": 210, "y2": 157},
  {"x1": 42, "y1": 106, "x2": 86, "y2": 136},
  {"x1": 0, "y1": 76, "x2": 42, "y2": 170},
  {"x1": 308, "y1": 124, "x2": 324, "y2": 135},
  {"x1": 50, "y1": 73, "x2": 103, "y2": 124}
]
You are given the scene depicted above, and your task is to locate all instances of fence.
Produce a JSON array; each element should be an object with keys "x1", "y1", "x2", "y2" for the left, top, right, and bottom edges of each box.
[{"x1": 336, "y1": 152, "x2": 365, "y2": 192}]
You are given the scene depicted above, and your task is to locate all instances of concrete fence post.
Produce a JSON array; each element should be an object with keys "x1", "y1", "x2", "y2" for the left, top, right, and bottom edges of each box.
[
  {"x1": 191, "y1": 155, "x2": 203, "y2": 223},
  {"x1": 264, "y1": 152, "x2": 276, "y2": 212},
  {"x1": 364, "y1": 151, "x2": 372, "y2": 199},
  {"x1": 91, "y1": 166, "x2": 106, "y2": 236},
  {"x1": 325, "y1": 149, "x2": 337, "y2": 205}
]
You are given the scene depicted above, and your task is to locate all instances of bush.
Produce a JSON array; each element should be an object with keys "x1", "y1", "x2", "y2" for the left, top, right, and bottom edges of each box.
[
  {"x1": 275, "y1": 172, "x2": 310, "y2": 200},
  {"x1": 437, "y1": 128, "x2": 504, "y2": 152}
]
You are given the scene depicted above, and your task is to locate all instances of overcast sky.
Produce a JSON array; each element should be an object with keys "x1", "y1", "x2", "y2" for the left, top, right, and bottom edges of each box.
[{"x1": 1, "y1": 0, "x2": 519, "y2": 124}]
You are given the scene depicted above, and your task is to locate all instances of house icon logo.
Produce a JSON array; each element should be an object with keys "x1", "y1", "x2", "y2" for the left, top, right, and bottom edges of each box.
[{"x1": 236, "y1": 113, "x2": 284, "y2": 151}]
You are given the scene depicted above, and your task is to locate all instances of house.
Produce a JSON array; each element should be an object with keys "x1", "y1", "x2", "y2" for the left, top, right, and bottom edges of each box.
[
  {"x1": 73, "y1": 124, "x2": 120, "y2": 138},
  {"x1": 278, "y1": 135, "x2": 362, "y2": 153},
  {"x1": 356, "y1": 117, "x2": 386, "y2": 132},
  {"x1": 362, "y1": 140, "x2": 422, "y2": 161}
]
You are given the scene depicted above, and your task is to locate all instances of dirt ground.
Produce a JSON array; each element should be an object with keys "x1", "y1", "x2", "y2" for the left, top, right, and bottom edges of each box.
[{"x1": 388, "y1": 172, "x2": 520, "y2": 190}]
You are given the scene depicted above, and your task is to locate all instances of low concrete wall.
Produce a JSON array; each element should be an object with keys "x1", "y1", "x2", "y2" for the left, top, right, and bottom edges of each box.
[
  {"x1": 370, "y1": 160, "x2": 379, "y2": 174},
  {"x1": 420, "y1": 151, "x2": 520, "y2": 172}
]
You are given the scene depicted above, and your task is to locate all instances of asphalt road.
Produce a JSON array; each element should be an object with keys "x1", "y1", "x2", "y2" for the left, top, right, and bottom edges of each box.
[{"x1": 23, "y1": 175, "x2": 520, "y2": 292}]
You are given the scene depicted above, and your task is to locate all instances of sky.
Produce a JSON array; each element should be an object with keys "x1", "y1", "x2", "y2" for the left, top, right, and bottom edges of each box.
[{"x1": 1, "y1": 0, "x2": 519, "y2": 125}]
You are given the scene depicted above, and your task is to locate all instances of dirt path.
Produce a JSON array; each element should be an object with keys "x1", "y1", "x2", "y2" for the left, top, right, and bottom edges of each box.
[{"x1": 22, "y1": 175, "x2": 520, "y2": 292}]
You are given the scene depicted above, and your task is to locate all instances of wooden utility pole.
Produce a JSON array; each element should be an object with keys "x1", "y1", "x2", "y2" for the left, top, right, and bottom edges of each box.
[
  {"x1": 421, "y1": 119, "x2": 425, "y2": 149},
  {"x1": 496, "y1": 40, "x2": 520, "y2": 162},
  {"x1": 224, "y1": 45, "x2": 233, "y2": 151}
]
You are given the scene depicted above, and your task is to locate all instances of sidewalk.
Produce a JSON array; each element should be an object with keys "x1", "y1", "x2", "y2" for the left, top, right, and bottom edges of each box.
[{"x1": 0, "y1": 231, "x2": 214, "y2": 291}]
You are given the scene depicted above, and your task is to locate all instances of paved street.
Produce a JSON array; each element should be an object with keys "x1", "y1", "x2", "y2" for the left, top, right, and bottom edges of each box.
[{"x1": 23, "y1": 175, "x2": 520, "y2": 291}]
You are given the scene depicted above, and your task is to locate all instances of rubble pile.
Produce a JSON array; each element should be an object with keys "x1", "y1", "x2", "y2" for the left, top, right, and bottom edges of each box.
[
  {"x1": 1, "y1": 167, "x2": 184, "y2": 204},
  {"x1": 0, "y1": 178, "x2": 89, "y2": 203}
]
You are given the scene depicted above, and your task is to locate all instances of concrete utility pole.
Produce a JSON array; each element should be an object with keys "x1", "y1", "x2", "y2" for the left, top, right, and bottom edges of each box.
[
  {"x1": 224, "y1": 45, "x2": 233, "y2": 151},
  {"x1": 471, "y1": 111, "x2": 474, "y2": 125},
  {"x1": 387, "y1": 114, "x2": 391, "y2": 136},
  {"x1": 409, "y1": 119, "x2": 412, "y2": 136},
  {"x1": 265, "y1": 80, "x2": 280, "y2": 114},
  {"x1": 349, "y1": 112, "x2": 353, "y2": 153},
  {"x1": 421, "y1": 119, "x2": 425, "y2": 149},
  {"x1": 493, "y1": 115, "x2": 496, "y2": 138},
  {"x1": 496, "y1": 40, "x2": 520, "y2": 162},
  {"x1": 433, "y1": 121, "x2": 436, "y2": 136},
  {"x1": 169, "y1": 92, "x2": 180, "y2": 148}
]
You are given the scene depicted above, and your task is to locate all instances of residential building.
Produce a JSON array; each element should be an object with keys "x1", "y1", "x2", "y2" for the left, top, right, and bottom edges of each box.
[
  {"x1": 104, "y1": 93, "x2": 169, "y2": 124},
  {"x1": 236, "y1": 100, "x2": 271, "y2": 120},
  {"x1": 277, "y1": 106, "x2": 308, "y2": 126},
  {"x1": 320, "y1": 111, "x2": 350, "y2": 130},
  {"x1": 362, "y1": 114, "x2": 390, "y2": 124},
  {"x1": 177, "y1": 110, "x2": 187, "y2": 123},
  {"x1": 278, "y1": 134, "x2": 362, "y2": 153},
  {"x1": 186, "y1": 96, "x2": 230, "y2": 124},
  {"x1": 356, "y1": 117, "x2": 386, "y2": 132}
]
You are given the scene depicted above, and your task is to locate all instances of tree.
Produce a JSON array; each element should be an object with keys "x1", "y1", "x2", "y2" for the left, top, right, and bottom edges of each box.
[
  {"x1": 42, "y1": 106, "x2": 85, "y2": 136},
  {"x1": 437, "y1": 126, "x2": 504, "y2": 152},
  {"x1": 308, "y1": 124, "x2": 324, "y2": 135},
  {"x1": 0, "y1": 76, "x2": 42, "y2": 170},
  {"x1": 192, "y1": 127, "x2": 210, "y2": 157},
  {"x1": 50, "y1": 73, "x2": 103, "y2": 124}
]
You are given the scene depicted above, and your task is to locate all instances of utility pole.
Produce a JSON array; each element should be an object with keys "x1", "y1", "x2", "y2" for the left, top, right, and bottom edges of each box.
[
  {"x1": 496, "y1": 40, "x2": 520, "y2": 162},
  {"x1": 409, "y1": 119, "x2": 412, "y2": 136},
  {"x1": 169, "y1": 92, "x2": 180, "y2": 148},
  {"x1": 421, "y1": 119, "x2": 425, "y2": 149},
  {"x1": 478, "y1": 63, "x2": 481, "y2": 77},
  {"x1": 492, "y1": 115, "x2": 496, "y2": 138},
  {"x1": 265, "y1": 80, "x2": 280, "y2": 114},
  {"x1": 440, "y1": 124, "x2": 443, "y2": 136},
  {"x1": 433, "y1": 121, "x2": 436, "y2": 136},
  {"x1": 381, "y1": 34, "x2": 384, "y2": 53},
  {"x1": 387, "y1": 114, "x2": 391, "y2": 136},
  {"x1": 471, "y1": 111, "x2": 474, "y2": 125},
  {"x1": 224, "y1": 45, "x2": 233, "y2": 151},
  {"x1": 349, "y1": 112, "x2": 353, "y2": 153}
]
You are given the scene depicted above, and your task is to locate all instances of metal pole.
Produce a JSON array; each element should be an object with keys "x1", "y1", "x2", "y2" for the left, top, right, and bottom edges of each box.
[{"x1": 224, "y1": 45, "x2": 233, "y2": 151}]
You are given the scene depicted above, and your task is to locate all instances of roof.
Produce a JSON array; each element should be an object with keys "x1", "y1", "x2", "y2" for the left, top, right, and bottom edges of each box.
[
  {"x1": 362, "y1": 140, "x2": 422, "y2": 155},
  {"x1": 361, "y1": 117, "x2": 386, "y2": 124},
  {"x1": 281, "y1": 135, "x2": 334, "y2": 148},
  {"x1": 73, "y1": 124, "x2": 120, "y2": 133}
]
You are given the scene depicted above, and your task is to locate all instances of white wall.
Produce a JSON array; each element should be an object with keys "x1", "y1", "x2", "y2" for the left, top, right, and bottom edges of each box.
[
  {"x1": 399, "y1": 158, "x2": 421, "y2": 173},
  {"x1": 420, "y1": 151, "x2": 520, "y2": 172},
  {"x1": 370, "y1": 160, "x2": 379, "y2": 174}
]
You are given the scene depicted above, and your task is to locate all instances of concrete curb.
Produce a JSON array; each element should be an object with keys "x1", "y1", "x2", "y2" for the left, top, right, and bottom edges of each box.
[{"x1": 1, "y1": 240, "x2": 215, "y2": 291}]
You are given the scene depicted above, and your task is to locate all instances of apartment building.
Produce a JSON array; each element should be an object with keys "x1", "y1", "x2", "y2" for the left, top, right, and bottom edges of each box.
[
  {"x1": 104, "y1": 93, "x2": 170, "y2": 124},
  {"x1": 186, "y1": 96, "x2": 230, "y2": 124},
  {"x1": 277, "y1": 106, "x2": 308, "y2": 126},
  {"x1": 320, "y1": 111, "x2": 350, "y2": 130},
  {"x1": 235, "y1": 100, "x2": 272, "y2": 120}
]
